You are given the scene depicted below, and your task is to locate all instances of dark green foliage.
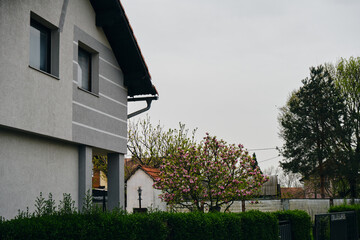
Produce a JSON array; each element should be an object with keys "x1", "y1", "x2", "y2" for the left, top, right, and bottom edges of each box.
[
  {"x1": 279, "y1": 65, "x2": 346, "y2": 198},
  {"x1": 0, "y1": 210, "x2": 309, "y2": 240},
  {"x1": 274, "y1": 210, "x2": 312, "y2": 240},
  {"x1": 34, "y1": 193, "x2": 56, "y2": 217},
  {"x1": 58, "y1": 193, "x2": 76, "y2": 214},
  {"x1": 239, "y1": 210, "x2": 278, "y2": 240},
  {"x1": 0, "y1": 211, "x2": 167, "y2": 240},
  {"x1": 162, "y1": 212, "x2": 245, "y2": 240},
  {"x1": 329, "y1": 204, "x2": 360, "y2": 232}
]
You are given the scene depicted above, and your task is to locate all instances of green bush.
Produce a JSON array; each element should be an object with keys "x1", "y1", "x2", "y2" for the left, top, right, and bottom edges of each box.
[
  {"x1": 329, "y1": 204, "x2": 360, "y2": 232},
  {"x1": 162, "y1": 212, "x2": 246, "y2": 240},
  {"x1": 0, "y1": 210, "x2": 308, "y2": 240},
  {"x1": 274, "y1": 210, "x2": 311, "y2": 240},
  {"x1": 239, "y1": 210, "x2": 278, "y2": 240},
  {"x1": 0, "y1": 211, "x2": 168, "y2": 240}
]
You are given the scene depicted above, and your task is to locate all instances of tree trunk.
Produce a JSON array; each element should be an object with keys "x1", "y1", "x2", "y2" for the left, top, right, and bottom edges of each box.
[
  {"x1": 320, "y1": 175, "x2": 325, "y2": 199},
  {"x1": 319, "y1": 160, "x2": 326, "y2": 199}
]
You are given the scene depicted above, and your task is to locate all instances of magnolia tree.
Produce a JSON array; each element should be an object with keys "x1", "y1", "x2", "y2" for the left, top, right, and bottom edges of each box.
[{"x1": 153, "y1": 134, "x2": 268, "y2": 212}]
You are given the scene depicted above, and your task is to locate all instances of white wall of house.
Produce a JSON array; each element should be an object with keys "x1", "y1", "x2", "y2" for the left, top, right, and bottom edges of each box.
[
  {"x1": 126, "y1": 169, "x2": 167, "y2": 213},
  {"x1": 0, "y1": 0, "x2": 127, "y2": 218},
  {"x1": 0, "y1": 0, "x2": 112, "y2": 141},
  {"x1": 0, "y1": 128, "x2": 79, "y2": 220}
]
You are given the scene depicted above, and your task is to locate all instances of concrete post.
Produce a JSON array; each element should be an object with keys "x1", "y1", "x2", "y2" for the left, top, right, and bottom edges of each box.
[
  {"x1": 107, "y1": 153, "x2": 124, "y2": 210},
  {"x1": 78, "y1": 145, "x2": 92, "y2": 211}
]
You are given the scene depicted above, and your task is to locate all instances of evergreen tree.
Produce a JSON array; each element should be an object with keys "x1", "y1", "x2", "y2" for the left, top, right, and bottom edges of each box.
[
  {"x1": 279, "y1": 65, "x2": 346, "y2": 198},
  {"x1": 252, "y1": 153, "x2": 262, "y2": 174}
]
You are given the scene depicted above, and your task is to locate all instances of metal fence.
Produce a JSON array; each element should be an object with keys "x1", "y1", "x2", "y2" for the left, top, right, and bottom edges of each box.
[
  {"x1": 314, "y1": 211, "x2": 359, "y2": 240},
  {"x1": 92, "y1": 189, "x2": 107, "y2": 211},
  {"x1": 279, "y1": 220, "x2": 292, "y2": 240}
]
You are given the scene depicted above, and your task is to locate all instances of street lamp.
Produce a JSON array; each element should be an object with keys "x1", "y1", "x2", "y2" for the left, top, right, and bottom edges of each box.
[{"x1": 137, "y1": 186, "x2": 142, "y2": 209}]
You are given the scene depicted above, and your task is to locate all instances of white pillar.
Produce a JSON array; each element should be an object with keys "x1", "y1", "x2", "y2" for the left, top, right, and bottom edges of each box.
[
  {"x1": 107, "y1": 153, "x2": 124, "y2": 210},
  {"x1": 78, "y1": 145, "x2": 92, "y2": 211}
]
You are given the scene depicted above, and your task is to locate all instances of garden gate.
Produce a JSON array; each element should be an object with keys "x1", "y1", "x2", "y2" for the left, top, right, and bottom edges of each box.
[
  {"x1": 314, "y1": 211, "x2": 358, "y2": 240},
  {"x1": 279, "y1": 220, "x2": 292, "y2": 240}
]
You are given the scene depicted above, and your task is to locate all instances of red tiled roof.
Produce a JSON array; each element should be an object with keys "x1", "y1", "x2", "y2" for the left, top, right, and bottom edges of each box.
[
  {"x1": 140, "y1": 166, "x2": 160, "y2": 180},
  {"x1": 125, "y1": 158, "x2": 160, "y2": 181}
]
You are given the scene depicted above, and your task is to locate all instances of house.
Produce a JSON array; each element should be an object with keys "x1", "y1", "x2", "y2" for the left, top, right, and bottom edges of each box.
[
  {"x1": 0, "y1": 0, "x2": 157, "y2": 219},
  {"x1": 126, "y1": 165, "x2": 167, "y2": 212}
]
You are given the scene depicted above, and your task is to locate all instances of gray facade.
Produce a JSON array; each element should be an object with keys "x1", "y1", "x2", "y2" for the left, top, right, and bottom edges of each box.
[
  {"x1": 0, "y1": 0, "x2": 157, "y2": 219},
  {"x1": 72, "y1": 26, "x2": 128, "y2": 153}
]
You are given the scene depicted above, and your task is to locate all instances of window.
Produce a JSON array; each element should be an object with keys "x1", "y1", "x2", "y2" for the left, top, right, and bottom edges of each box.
[
  {"x1": 78, "y1": 47, "x2": 92, "y2": 91},
  {"x1": 30, "y1": 19, "x2": 51, "y2": 72},
  {"x1": 76, "y1": 42, "x2": 99, "y2": 95},
  {"x1": 29, "y1": 12, "x2": 59, "y2": 77}
]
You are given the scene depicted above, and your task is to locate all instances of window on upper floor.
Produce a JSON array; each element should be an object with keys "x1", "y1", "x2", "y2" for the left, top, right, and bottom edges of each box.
[
  {"x1": 76, "y1": 42, "x2": 99, "y2": 95},
  {"x1": 29, "y1": 12, "x2": 59, "y2": 77},
  {"x1": 78, "y1": 47, "x2": 92, "y2": 91},
  {"x1": 30, "y1": 19, "x2": 50, "y2": 72}
]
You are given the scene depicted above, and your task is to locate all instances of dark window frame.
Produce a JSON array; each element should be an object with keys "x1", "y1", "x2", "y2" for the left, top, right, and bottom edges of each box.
[
  {"x1": 78, "y1": 46, "x2": 92, "y2": 91},
  {"x1": 29, "y1": 12, "x2": 60, "y2": 78},
  {"x1": 76, "y1": 41, "x2": 99, "y2": 95},
  {"x1": 30, "y1": 18, "x2": 51, "y2": 73}
]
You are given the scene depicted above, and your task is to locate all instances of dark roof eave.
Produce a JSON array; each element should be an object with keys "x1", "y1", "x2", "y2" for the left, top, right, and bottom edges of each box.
[{"x1": 89, "y1": 0, "x2": 158, "y2": 97}]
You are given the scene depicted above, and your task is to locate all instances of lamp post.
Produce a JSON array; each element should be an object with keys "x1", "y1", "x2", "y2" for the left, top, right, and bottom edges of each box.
[{"x1": 137, "y1": 187, "x2": 142, "y2": 209}]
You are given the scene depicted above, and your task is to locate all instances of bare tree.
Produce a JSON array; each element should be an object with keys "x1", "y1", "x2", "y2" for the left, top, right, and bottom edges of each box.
[
  {"x1": 127, "y1": 115, "x2": 197, "y2": 167},
  {"x1": 263, "y1": 166, "x2": 303, "y2": 188}
]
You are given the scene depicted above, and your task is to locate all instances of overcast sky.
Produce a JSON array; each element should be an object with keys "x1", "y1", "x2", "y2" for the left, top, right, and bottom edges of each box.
[{"x1": 123, "y1": 0, "x2": 360, "y2": 170}]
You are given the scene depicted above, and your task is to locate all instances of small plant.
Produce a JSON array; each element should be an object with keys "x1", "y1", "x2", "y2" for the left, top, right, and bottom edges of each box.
[
  {"x1": 34, "y1": 192, "x2": 57, "y2": 216},
  {"x1": 34, "y1": 192, "x2": 46, "y2": 216},
  {"x1": 15, "y1": 207, "x2": 31, "y2": 219},
  {"x1": 58, "y1": 193, "x2": 76, "y2": 214},
  {"x1": 82, "y1": 189, "x2": 93, "y2": 213},
  {"x1": 44, "y1": 193, "x2": 56, "y2": 215}
]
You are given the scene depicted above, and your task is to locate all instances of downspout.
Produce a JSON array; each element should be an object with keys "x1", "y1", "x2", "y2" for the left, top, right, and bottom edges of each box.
[{"x1": 127, "y1": 96, "x2": 158, "y2": 119}]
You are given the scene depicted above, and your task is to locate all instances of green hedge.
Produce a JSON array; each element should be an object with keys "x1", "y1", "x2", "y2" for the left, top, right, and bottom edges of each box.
[
  {"x1": 163, "y1": 212, "x2": 243, "y2": 240},
  {"x1": 0, "y1": 210, "x2": 310, "y2": 240},
  {"x1": 0, "y1": 212, "x2": 168, "y2": 240},
  {"x1": 160, "y1": 211, "x2": 278, "y2": 240},
  {"x1": 274, "y1": 210, "x2": 312, "y2": 240},
  {"x1": 239, "y1": 211, "x2": 278, "y2": 240},
  {"x1": 329, "y1": 204, "x2": 360, "y2": 232}
]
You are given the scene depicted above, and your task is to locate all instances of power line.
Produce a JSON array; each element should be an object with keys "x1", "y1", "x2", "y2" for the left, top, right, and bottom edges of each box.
[
  {"x1": 259, "y1": 155, "x2": 281, "y2": 163},
  {"x1": 247, "y1": 147, "x2": 279, "y2": 151}
]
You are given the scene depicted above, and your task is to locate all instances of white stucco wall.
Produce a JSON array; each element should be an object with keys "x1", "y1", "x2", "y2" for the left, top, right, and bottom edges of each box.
[
  {"x1": 0, "y1": 0, "x2": 112, "y2": 141},
  {"x1": 0, "y1": 0, "x2": 129, "y2": 219},
  {"x1": 126, "y1": 170, "x2": 167, "y2": 213},
  {"x1": 0, "y1": 128, "x2": 78, "y2": 220}
]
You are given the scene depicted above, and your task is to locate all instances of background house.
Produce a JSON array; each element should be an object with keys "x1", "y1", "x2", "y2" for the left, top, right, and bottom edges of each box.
[
  {"x1": 0, "y1": 0, "x2": 157, "y2": 219},
  {"x1": 126, "y1": 165, "x2": 167, "y2": 212}
]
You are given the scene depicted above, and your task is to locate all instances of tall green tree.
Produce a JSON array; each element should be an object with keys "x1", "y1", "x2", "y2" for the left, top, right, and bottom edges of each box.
[
  {"x1": 334, "y1": 56, "x2": 360, "y2": 199},
  {"x1": 279, "y1": 65, "x2": 346, "y2": 198},
  {"x1": 252, "y1": 153, "x2": 262, "y2": 174}
]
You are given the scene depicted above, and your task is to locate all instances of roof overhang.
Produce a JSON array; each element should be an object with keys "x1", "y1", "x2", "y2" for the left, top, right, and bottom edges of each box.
[{"x1": 90, "y1": 0, "x2": 158, "y2": 97}]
